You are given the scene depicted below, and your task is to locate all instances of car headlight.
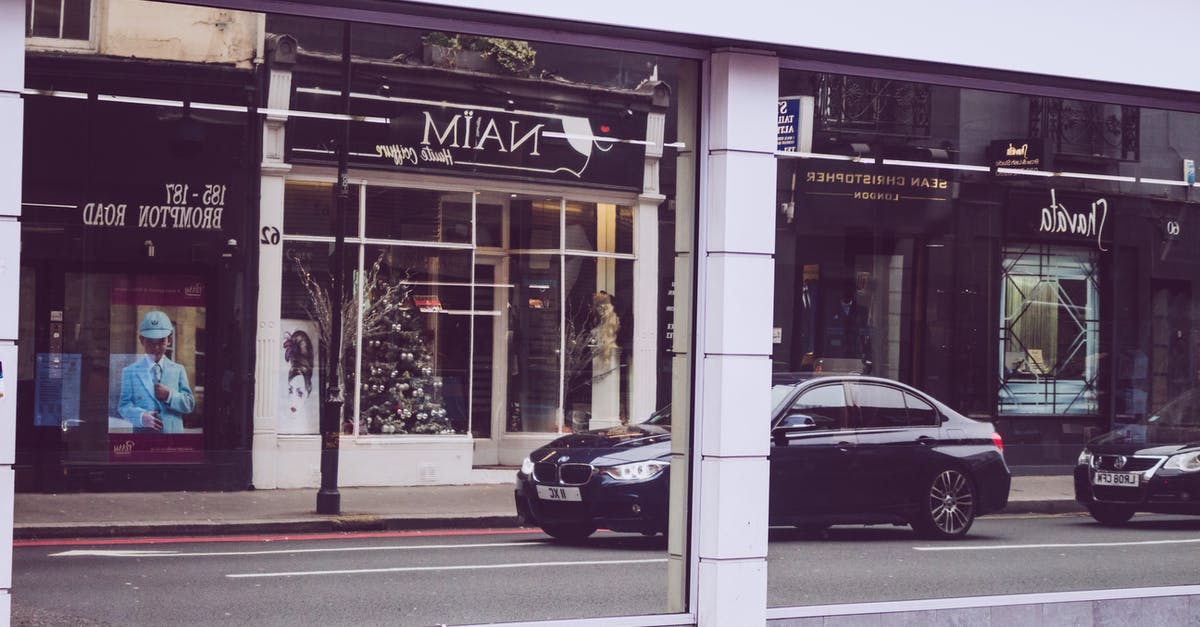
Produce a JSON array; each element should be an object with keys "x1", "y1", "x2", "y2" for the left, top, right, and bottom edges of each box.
[
  {"x1": 1163, "y1": 451, "x2": 1200, "y2": 472},
  {"x1": 1077, "y1": 449, "x2": 1093, "y2": 467},
  {"x1": 520, "y1": 457, "x2": 535, "y2": 476},
  {"x1": 600, "y1": 460, "x2": 668, "y2": 482}
]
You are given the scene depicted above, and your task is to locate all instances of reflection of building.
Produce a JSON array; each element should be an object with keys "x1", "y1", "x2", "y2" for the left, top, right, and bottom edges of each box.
[
  {"x1": 774, "y1": 71, "x2": 1200, "y2": 467},
  {"x1": 16, "y1": 1, "x2": 260, "y2": 490},
  {"x1": 252, "y1": 22, "x2": 677, "y2": 487},
  {"x1": 7, "y1": 1, "x2": 1200, "y2": 625}
]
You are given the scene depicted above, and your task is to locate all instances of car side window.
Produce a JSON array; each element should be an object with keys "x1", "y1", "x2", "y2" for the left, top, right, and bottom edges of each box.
[
  {"x1": 849, "y1": 383, "x2": 907, "y2": 428},
  {"x1": 904, "y1": 392, "x2": 939, "y2": 426},
  {"x1": 784, "y1": 384, "x2": 848, "y2": 430}
]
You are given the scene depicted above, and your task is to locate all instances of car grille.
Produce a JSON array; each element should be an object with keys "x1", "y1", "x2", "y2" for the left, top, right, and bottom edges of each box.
[
  {"x1": 532, "y1": 461, "x2": 594, "y2": 486},
  {"x1": 1094, "y1": 455, "x2": 1161, "y2": 472}
]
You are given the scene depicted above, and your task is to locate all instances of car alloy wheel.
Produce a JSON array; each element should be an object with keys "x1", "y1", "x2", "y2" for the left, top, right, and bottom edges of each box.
[
  {"x1": 540, "y1": 523, "x2": 597, "y2": 542},
  {"x1": 913, "y1": 468, "x2": 976, "y2": 539},
  {"x1": 1088, "y1": 502, "x2": 1135, "y2": 526}
]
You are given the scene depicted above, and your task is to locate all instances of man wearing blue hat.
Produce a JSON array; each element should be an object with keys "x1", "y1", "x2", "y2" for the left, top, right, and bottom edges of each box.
[{"x1": 117, "y1": 310, "x2": 196, "y2": 433}]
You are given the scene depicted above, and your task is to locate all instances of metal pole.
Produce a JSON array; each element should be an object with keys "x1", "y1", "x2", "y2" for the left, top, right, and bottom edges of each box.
[{"x1": 317, "y1": 21, "x2": 351, "y2": 515}]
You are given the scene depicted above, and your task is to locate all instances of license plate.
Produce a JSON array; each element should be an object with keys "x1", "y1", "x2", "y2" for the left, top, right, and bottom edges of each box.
[
  {"x1": 536, "y1": 485, "x2": 582, "y2": 502},
  {"x1": 1093, "y1": 471, "x2": 1139, "y2": 487}
]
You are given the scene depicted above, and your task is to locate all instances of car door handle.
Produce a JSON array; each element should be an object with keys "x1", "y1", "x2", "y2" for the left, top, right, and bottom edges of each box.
[
  {"x1": 917, "y1": 435, "x2": 937, "y2": 446},
  {"x1": 837, "y1": 441, "x2": 854, "y2": 452}
]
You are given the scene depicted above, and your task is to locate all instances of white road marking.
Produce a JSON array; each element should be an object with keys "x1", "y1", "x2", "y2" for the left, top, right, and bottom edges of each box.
[
  {"x1": 227, "y1": 558, "x2": 666, "y2": 579},
  {"x1": 51, "y1": 541, "x2": 532, "y2": 558},
  {"x1": 915, "y1": 538, "x2": 1200, "y2": 551}
]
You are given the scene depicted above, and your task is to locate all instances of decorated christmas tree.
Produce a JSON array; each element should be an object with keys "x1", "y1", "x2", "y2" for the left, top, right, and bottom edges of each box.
[{"x1": 291, "y1": 251, "x2": 451, "y2": 434}]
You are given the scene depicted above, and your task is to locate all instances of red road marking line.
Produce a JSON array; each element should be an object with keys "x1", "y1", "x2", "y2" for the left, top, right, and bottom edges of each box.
[{"x1": 15, "y1": 527, "x2": 543, "y2": 547}]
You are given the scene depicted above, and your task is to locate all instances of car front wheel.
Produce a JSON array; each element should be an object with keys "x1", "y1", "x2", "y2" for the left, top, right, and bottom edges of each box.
[
  {"x1": 911, "y1": 468, "x2": 976, "y2": 539},
  {"x1": 1088, "y1": 503, "x2": 1135, "y2": 526},
  {"x1": 540, "y1": 523, "x2": 597, "y2": 542}
]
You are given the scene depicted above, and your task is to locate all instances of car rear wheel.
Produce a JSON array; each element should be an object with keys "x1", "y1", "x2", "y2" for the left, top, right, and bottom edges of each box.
[
  {"x1": 1088, "y1": 503, "x2": 1135, "y2": 526},
  {"x1": 540, "y1": 523, "x2": 597, "y2": 542},
  {"x1": 911, "y1": 468, "x2": 976, "y2": 539}
]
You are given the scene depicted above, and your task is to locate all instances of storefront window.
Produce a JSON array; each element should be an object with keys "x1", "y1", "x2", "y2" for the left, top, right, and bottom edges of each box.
[
  {"x1": 773, "y1": 65, "x2": 1200, "y2": 607},
  {"x1": 999, "y1": 244, "x2": 1100, "y2": 415},
  {"x1": 263, "y1": 14, "x2": 697, "y2": 622}
]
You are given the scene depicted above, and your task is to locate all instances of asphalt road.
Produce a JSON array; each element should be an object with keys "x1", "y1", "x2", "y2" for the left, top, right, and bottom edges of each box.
[{"x1": 12, "y1": 513, "x2": 1200, "y2": 626}]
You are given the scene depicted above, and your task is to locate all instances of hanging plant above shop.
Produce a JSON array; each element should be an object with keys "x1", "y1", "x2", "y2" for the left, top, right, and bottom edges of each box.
[{"x1": 420, "y1": 32, "x2": 537, "y2": 75}]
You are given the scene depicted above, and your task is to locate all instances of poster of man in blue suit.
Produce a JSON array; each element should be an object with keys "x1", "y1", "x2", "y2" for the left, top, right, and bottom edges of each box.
[{"x1": 117, "y1": 310, "x2": 196, "y2": 433}]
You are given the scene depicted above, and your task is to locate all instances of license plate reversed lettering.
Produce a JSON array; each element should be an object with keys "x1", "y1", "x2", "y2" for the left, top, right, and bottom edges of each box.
[
  {"x1": 1093, "y1": 471, "x2": 1139, "y2": 487},
  {"x1": 536, "y1": 485, "x2": 582, "y2": 502}
]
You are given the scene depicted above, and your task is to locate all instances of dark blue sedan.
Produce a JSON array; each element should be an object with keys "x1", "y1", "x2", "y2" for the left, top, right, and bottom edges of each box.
[{"x1": 515, "y1": 376, "x2": 1011, "y2": 541}]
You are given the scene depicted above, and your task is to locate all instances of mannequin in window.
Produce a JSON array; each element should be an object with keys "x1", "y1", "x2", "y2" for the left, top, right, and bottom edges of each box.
[{"x1": 824, "y1": 285, "x2": 870, "y2": 361}]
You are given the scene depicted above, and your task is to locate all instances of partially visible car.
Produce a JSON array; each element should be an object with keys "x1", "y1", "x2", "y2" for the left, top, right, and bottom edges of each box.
[
  {"x1": 1075, "y1": 387, "x2": 1200, "y2": 525},
  {"x1": 515, "y1": 376, "x2": 1011, "y2": 541}
]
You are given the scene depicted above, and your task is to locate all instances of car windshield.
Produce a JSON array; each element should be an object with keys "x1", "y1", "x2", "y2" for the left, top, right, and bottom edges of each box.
[
  {"x1": 1145, "y1": 387, "x2": 1200, "y2": 428},
  {"x1": 771, "y1": 384, "x2": 798, "y2": 415},
  {"x1": 642, "y1": 405, "x2": 671, "y2": 426}
]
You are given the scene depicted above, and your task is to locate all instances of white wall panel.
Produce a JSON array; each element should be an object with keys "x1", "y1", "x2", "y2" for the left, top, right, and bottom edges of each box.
[
  {"x1": 705, "y1": 151, "x2": 776, "y2": 255},
  {"x1": 0, "y1": 99, "x2": 20, "y2": 219},
  {"x1": 0, "y1": 222, "x2": 18, "y2": 339},
  {"x1": 701, "y1": 355, "x2": 770, "y2": 458},
  {"x1": 0, "y1": 0, "x2": 22, "y2": 93},
  {"x1": 0, "y1": 345, "x2": 14, "y2": 466},
  {"x1": 702, "y1": 253, "x2": 774, "y2": 356}
]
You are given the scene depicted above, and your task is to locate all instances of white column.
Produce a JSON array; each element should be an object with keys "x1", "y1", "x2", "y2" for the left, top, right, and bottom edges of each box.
[
  {"x1": 251, "y1": 66, "x2": 293, "y2": 489},
  {"x1": 694, "y1": 50, "x2": 778, "y2": 627},
  {"x1": 631, "y1": 104, "x2": 667, "y2": 426},
  {"x1": 0, "y1": 0, "x2": 22, "y2": 621}
]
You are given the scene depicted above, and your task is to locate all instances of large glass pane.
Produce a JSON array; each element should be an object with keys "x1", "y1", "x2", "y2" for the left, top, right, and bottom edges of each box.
[
  {"x1": 773, "y1": 64, "x2": 1200, "y2": 610},
  {"x1": 354, "y1": 245, "x2": 473, "y2": 434},
  {"x1": 507, "y1": 253, "x2": 562, "y2": 433},
  {"x1": 562, "y1": 256, "x2": 633, "y2": 430},
  {"x1": 283, "y1": 180, "x2": 359, "y2": 238},
  {"x1": 364, "y1": 186, "x2": 472, "y2": 243},
  {"x1": 509, "y1": 195, "x2": 560, "y2": 250}
]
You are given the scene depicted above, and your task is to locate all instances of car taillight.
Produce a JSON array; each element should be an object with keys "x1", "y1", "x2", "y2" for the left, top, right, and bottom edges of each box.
[{"x1": 991, "y1": 432, "x2": 1004, "y2": 452}]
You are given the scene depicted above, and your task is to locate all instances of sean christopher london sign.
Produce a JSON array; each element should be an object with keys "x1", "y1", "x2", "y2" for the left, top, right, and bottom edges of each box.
[
  {"x1": 81, "y1": 183, "x2": 228, "y2": 231},
  {"x1": 799, "y1": 164, "x2": 952, "y2": 205}
]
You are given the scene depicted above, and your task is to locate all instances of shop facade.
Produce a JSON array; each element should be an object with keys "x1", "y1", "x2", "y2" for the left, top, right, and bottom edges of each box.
[
  {"x1": 15, "y1": 2, "x2": 261, "y2": 491},
  {"x1": 772, "y1": 69, "x2": 1200, "y2": 468},
  {"x1": 6, "y1": 0, "x2": 1200, "y2": 625},
  {"x1": 250, "y1": 17, "x2": 692, "y2": 487}
]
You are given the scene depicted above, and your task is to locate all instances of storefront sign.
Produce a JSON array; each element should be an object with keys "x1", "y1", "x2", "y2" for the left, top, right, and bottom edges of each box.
[
  {"x1": 372, "y1": 105, "x2": 641, "y2": 185},
  {"x1": 291, "y1": 87, "x2": 647, "y2": 188},
  {"x1": 80, "y1": 183, "x2": 227, "y2": 231},
  {"x1": 989, "y1": 139, "x2": 1043, "y2": 175},
  {"x1": 1007, "y1": 189, "x2": 1113, "y2": 252},
  {"x1": 777, "y1": 98, "x2": 803, "y2": 152},
  {"x1": 797, "y1": 161, "x2": 952, "y2": 207},
  {"x1": 1038, "y1": 188, "x2": 1109, "y2": 252}
]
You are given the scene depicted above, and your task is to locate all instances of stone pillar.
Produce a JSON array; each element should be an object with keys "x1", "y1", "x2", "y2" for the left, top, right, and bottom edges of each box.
[
  {"x1": 251, "y1": 54, "x2": 294, "y2": 489},
  {"x1": 694, "y1": 50, "x2": 778, "y2": 627},
  {"x1": 0, "y1": 0, "x2": 22, "y2": 618}
]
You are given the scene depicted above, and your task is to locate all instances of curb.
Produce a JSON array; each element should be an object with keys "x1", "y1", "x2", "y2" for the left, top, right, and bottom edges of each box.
[
  {"x1": 997, "y1": 499, "x2": 1085, "y2": 515},
  {"x1": 13, "y1": 514, "x2": 524, "y2": 541}
]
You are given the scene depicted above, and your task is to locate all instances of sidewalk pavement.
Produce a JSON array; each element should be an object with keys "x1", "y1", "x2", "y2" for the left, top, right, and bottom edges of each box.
[{"x1": 11, "y1": 471, "x2": 1082, "y2": 541}]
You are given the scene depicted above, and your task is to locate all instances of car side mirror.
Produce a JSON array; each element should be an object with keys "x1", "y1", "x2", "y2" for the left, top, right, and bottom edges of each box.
[
  {"x1": 771, "y1": 414, "x2": 817, "y2": 447},
  {"x1": 781, "y1": 413, "x2": 817, "y2": 429}
]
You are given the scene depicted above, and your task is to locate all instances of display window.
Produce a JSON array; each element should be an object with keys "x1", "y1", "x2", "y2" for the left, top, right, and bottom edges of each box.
[
  {"x1": 18, "y1": 17, "x2": 257, "y2": 488},
  {"x1": 773, "y1": 66, "x2": 1200, "y2": 606}
]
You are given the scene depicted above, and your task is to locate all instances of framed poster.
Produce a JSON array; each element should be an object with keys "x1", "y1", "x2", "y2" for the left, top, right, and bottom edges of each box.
[
  {"x1": 280, "y1": 319, "x2": 320, "y2": 434},
  {"x1": 106, "y1": 275, "x2": 205, "y2": 462}
]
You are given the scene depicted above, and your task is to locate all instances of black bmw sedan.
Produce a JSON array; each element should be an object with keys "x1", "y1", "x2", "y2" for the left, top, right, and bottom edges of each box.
[
  {"x1": 1074, "y1": 387, "x2": 1200, "y2": 525},
  {"x1": 515, "y1": 376, "x2": 1011, "y2": 541}
]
